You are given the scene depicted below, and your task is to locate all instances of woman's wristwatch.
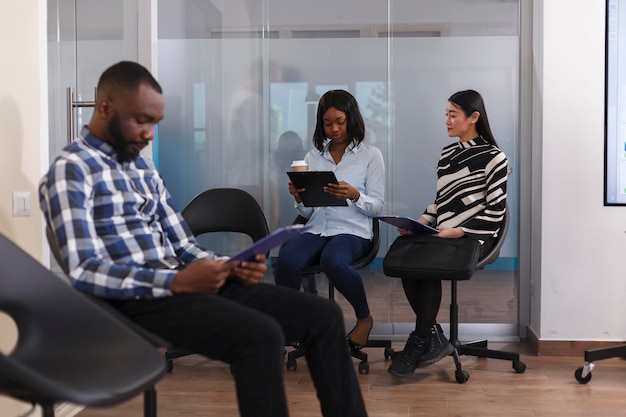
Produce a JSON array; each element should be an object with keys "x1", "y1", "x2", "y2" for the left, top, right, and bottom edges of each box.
[{"x1": 350, "y1": 191, "x2": 360, "y2": 202}]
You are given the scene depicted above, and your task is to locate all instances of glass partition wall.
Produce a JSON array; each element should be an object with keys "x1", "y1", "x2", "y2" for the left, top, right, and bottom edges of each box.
[
  {"x1": 48, "y1": 0, "x2": 521, "y2": 340},
  {"x1": 156, "y1": 0, "x2": 521, "y2": 340}
]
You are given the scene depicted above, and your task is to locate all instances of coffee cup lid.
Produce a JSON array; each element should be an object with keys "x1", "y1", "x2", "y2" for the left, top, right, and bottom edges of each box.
[{"x1": 291, "y1": 160, "x2": 307, "y2": 166}]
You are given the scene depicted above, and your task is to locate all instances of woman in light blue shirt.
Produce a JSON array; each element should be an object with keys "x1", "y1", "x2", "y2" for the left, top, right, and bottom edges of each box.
[{"x1": 275, "y1": 90, "x2": 385, "y2": 349}]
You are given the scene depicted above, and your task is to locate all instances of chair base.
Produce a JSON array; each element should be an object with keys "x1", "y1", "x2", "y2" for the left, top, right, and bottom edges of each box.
[
  {"x1": 284, "y1": 267, "x2": 394, "y2": 374},
  {"x1": 35, "y1": 389, "x2": 156, "y2": 417},
  {"x1": 144, "y1": 387, "x2": 157, "y2": 417},
  {"x1": 286, "y1": 339, "x2": 394, "y2": 374},
  {"x1": 446, "y1": 281, "x2": 526, "y2": 383},
  {"x1": 574, "y1": 344, "x2": 626, "y2": 384},
  {"x1": 448, "y1": 338, "x2": 526, "y2": 383},
  {"x1": 165, "y1": 348, "x2": 195, "y2": 372},
  {"x1": 42, "y1": 405, "x2": 54, "y2": 417}
]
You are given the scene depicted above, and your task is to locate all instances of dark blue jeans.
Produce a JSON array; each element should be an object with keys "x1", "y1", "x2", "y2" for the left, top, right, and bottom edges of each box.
[
  {"x1": 271, "y1": 256, "x2": 318, "y2": 294},
  {"x1": 275, "y1": 233, "x2": 372, "y2": 319}
]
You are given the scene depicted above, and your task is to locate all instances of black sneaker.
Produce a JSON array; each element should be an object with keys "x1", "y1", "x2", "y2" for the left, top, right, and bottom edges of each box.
[
  {"x1": 418, "y1": 323, "x2": 455, "y2": 368},
  {"x1": 387, "y1": 331, "x2": 428, "y2": 377}
]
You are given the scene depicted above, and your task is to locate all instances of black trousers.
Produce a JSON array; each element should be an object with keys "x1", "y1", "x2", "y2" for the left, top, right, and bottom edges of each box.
[{"x1": 104, "y1": 280, "x2": 367, "y2": 417}]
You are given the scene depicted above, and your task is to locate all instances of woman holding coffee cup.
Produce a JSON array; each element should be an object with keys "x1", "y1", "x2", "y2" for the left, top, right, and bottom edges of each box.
[
  {"x1": 291, "y1": 160, "x2": 308, "y2": 171},
  {"x1": 274, "y1": 89, "x2": 385, "y2": 350}
]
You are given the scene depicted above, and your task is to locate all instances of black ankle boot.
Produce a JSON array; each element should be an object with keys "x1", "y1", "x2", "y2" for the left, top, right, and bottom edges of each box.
[
  {"x1": 387, "y1": 331, "x2": 428, "y2": 377},
  {"x1": 418, "y1": 323, "x2": 455, "y2": 368}
]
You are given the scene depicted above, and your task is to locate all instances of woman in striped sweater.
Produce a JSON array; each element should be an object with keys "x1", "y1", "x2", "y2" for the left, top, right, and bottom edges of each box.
[{"x1": 388, "y1": 89, "x2": 509, "y2": 378}]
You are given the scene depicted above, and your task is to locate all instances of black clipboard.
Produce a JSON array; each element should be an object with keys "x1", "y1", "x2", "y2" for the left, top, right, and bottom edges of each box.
[
  {"x1": 376, "y1": 215, "x2": 439, "y2": 234},
  {"x1": 228, "y1": 224, "x2": 311, "y2": 262},
  {"x1": 286, "y1": 171, "x2": 349, "y2": 207}
]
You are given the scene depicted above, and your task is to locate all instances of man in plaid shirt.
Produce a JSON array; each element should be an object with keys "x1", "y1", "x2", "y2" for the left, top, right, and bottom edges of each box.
[{"x1": 39, "y1": 61, "x2": 367, "y2": 417}]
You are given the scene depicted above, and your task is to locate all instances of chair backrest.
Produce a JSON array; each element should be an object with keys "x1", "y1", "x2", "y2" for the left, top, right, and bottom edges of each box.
[
  {"x1": 354, "y1": 217, "x2": 381, "y2": 270},
  {"x1": 294, "y1": 215, "x2": 381, "y2": 272},
  {"x1": 476, "y1": 204, "x2": 509, "y2": 270},
  {"x1": 0, "y1": 233, "x2": 166, "y2": 406},
  {"x1": 182, "y1": 188, "x2": 270, "y2": 243},
  {"x1": 45, "y1": 224, "x2": 172, "y2": 348},
  {"x1": 46, "y1": 223, "x2": 68, "y2": 274}
]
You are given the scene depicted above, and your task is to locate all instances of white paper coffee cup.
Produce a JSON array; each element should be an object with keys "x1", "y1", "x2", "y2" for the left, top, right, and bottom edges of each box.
[{"x1": 291, "y1": 160, "x2": 308, "y2": 172}]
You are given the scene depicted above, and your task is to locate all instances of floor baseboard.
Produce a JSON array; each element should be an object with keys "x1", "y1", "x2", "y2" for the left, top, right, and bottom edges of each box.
[{"x1": 527, "y1": 326, "x2": 626, "y2": 356}]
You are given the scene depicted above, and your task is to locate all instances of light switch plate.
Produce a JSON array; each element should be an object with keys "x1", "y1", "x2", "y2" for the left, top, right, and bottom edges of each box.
[{"x1": 13, "y1": 191, "x2": 31, "y2": 217}]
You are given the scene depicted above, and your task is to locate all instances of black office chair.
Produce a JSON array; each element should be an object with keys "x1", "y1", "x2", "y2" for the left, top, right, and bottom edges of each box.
[
  {"x1": 446, "y1": 206, "x2": 526, "y2": 383},
  {"x1": 384, "y1": 206, "x2": 526, "y2": 383},
  {"x1": 285, "y1": 215, "x2": 393, "y2": 374},
  {"x1": 164, "y1": 188, "x2": 271, "y2": 370},
  {"x1": 45, "y1": 224, "x2": 65, "y2": 275},
  {"x1": 575, "y1": 344, "x2": 626, "y2": 383},
  {"x1": 0, "y1": 233, "x2": 167, "y2": 417}
]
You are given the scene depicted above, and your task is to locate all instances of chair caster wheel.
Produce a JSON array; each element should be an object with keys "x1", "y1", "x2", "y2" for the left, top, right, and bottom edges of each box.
[
  {"x1": 286, "y1": 359, "x2": 297, "y2": 371},
  {"x1": 575, "y1": 366, "x2": 592, "y2": 384},
  {"x1": 455, "y1": 370, "x2": 469, "y2": 383},
  {"x1": 358, "y1": 362, "x2": 369, "y2": 374},
  {"x1": 513, "y1": 360, "x2": 526, "y2": 373},
  {"x1": 384, "y1": 347, "x2": 394, "y2": 360}
]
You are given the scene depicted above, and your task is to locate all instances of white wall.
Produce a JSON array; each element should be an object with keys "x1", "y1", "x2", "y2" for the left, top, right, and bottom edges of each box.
[
  {"x1": 0, "y1": 0, "x2": 47, "y2": 415},
  {"x1": 532, "y1": 0, "x2": 626, "y2": 341},
  {"x1": 0, "y1": 2, "x2": 47, "y2": 254}
]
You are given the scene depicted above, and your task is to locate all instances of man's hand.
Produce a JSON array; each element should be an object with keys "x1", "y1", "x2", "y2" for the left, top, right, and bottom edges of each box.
[
  {"x1": 170, "y1": 258, "x2": 235, "y2": 294},
  {"x1": 232, "y1": 254, "x2": 267, "y2": 286}
]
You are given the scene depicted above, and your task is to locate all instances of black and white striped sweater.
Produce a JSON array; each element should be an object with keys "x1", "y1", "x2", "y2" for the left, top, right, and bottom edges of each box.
[{"x1": 423, "y1": 136, "x2": 508, "y2": 241}]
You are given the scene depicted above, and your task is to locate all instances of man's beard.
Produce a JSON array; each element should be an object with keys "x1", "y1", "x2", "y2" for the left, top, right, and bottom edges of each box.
[{"x1": 108, "y1": 112, "x2": 139, "y2": 163}]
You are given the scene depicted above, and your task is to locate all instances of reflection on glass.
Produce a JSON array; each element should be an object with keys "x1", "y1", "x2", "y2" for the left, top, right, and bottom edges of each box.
[{"x1": 156, "y1": 0, "x2": 520, "y2": 331}]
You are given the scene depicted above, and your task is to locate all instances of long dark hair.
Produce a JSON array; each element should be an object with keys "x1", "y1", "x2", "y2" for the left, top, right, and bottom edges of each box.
[
  {"x1": 448, "y1": 90, "x2": 498, "y2": 147},
  {"x1": 312, "y1": 89, "x2": 365, "y2": 151}
]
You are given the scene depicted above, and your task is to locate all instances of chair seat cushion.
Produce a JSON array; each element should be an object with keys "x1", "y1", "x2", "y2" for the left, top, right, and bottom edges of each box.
[{"x1": 383, "y1": 235, "x2": 482, "y2": 281}]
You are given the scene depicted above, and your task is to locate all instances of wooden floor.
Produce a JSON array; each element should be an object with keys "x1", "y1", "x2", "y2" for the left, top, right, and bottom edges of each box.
[
  {"x1": 76, "y1": 342, "x2": 626, "y2": 417},
  {"x1": 75, "y1": 267, "x2": 609, "y2": 417}
]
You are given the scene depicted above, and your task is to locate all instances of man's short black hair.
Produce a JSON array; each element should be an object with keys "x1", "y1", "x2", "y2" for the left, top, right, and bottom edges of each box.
[{"x1": 97, "y1": 61, "x2": 162, "y2": 96}]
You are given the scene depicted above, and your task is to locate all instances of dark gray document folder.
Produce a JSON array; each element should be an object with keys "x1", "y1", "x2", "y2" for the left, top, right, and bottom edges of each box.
[{"x1": 286, "y1": 171, "x2": 349, "y2": 207}]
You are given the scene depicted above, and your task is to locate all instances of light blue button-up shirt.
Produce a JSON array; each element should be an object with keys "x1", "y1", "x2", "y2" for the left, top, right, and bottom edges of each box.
[{"x1": 296, "y1": 141, "x2": 385, "y2": 240}]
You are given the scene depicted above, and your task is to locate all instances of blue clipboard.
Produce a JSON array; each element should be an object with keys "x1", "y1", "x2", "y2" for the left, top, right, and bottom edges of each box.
[
  {"x1": 228, "y1": 224, "x2": 311, "y2": 262},
  {"x1": 376, "y1": 215, "x2": 439, "y2": 234}
]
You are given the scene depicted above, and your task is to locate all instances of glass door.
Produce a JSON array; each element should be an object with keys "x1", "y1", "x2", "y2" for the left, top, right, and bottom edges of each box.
[
  {"x1": 47, "y1": 0, "x2": 139, "y2": 274},
  {"x1": 47, "y1": 0, "x2": 139, "y2": 159}
]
